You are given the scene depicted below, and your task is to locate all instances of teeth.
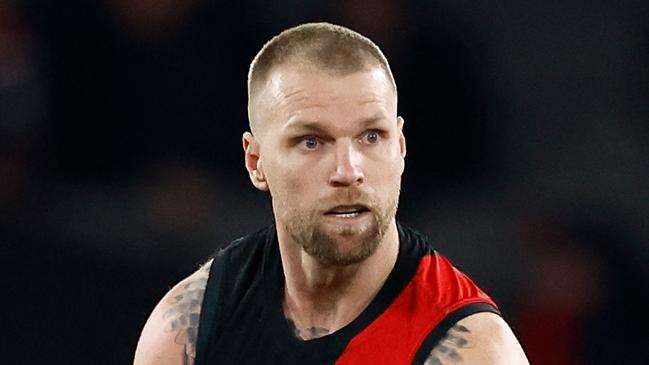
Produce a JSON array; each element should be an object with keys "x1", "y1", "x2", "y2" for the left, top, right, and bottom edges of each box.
[{"x1": 334, "y1": 212, "x2": 360, "y2": 218}]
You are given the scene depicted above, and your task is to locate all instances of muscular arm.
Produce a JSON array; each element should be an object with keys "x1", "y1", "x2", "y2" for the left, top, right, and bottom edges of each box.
[
  {"x1": 134, "y1": 259, "x2": 213, "y2": 365},
  {"x1": 425, "y1": 312, "x2": 529, "y2": 365}
]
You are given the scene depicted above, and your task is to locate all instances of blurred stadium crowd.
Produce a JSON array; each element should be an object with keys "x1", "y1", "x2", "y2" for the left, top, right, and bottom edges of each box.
[{"x1": 2, "y1": 0, "x2": 648, "y2": 363}]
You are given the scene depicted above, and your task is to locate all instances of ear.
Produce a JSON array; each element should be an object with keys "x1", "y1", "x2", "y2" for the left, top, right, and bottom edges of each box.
[
  {"x1": 397, "y1": 116, "x2": 407, "y2": 159},
  {"x1": 242, "y1": 132, "x2": 269, "y2": 191}
]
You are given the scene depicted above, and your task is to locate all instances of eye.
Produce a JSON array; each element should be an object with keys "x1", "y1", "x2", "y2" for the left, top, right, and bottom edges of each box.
[
  {"x1": 302, "y1": 136, "x2": 319, "y2": 150},
  {"x1": 363, "y1": 130, "x2": 381, "y2": 144}
]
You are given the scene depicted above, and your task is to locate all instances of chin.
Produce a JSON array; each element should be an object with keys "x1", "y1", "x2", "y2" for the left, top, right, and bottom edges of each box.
[{"x1": 305, "y1": 225, "x2": 382, "y2": 266}]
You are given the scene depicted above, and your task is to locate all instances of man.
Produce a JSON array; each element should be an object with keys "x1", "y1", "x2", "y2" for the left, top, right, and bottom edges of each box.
[{"x1": 134, "y1": 22, "x2": 529, "y2": 364}]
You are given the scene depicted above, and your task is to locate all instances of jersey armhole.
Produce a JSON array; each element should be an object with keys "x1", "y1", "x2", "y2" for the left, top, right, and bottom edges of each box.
[
  {"x1": 411, "y1": 303, "x2": 500, "y2": 365},
  {"x1": 194, "y1": 253, "x2": 228, "y2": 365}
]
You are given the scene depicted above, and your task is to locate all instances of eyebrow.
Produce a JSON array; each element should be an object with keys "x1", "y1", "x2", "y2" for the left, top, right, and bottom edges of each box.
[{"x1": 283, "y1": 113, "x2": 386, "y2": 134}]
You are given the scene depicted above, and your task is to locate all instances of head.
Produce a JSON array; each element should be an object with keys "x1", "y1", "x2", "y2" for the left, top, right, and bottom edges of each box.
[{"x1": 243, "y1": 22, "x2": 406, "y2": 266}]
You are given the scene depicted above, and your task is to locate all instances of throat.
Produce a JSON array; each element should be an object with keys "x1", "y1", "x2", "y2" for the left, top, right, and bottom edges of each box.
[{"x1": 281, "y1": 279, "x2": 376, "y2": 341}]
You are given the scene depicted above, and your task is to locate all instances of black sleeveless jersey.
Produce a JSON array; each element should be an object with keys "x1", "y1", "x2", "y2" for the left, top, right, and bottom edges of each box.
[{"x1": 195, "y1": 224, "x2": 499, "y2": 365}]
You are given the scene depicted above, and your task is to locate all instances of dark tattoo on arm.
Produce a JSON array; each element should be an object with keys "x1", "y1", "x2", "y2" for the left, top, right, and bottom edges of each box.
[
  {"x1": 425, "y1": 324, "x2": 472, "y2": 365},
  {"x1": 163, "y1": 261, "x2": 212, "y2": 365},
  {"x1": 286, "y1": 318, "x2": 330, "y2": 341}
]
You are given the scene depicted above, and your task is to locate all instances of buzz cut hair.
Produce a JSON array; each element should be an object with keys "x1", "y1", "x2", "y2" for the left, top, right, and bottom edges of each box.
[{"x1": 247, "y1": 22, "x2": 396, "y2": 129}]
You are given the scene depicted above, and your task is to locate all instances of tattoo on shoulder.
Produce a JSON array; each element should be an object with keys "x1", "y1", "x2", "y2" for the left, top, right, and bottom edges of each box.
[
  {"x1": 163, "y1": 261, "x2": 213, "y2": 364},
  {"x1": 425, "y1": 324, "x2": 472, "y2": 365},
  {"x1": 286, "y1": 318, "x2": 330, "y2": 341}
]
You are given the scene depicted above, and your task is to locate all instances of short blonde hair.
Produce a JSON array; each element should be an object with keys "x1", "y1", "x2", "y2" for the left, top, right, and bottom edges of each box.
[{"x1": 247, "y1": 22, "x2": 396, "y2": 129}]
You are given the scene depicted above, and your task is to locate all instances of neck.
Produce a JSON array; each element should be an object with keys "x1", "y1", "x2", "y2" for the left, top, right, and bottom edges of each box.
[{"x1": 276, "y1": 221, "x2": 399, "y2": 339}]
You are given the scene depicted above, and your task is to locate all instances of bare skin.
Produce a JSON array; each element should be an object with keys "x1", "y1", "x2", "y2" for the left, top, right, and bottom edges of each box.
[
  {"x1": 134, "y1": 260, "x2": 212, "y2": 365},
  {"x1": 425, "y1": 312, "x2": 530, "y2": 365}
]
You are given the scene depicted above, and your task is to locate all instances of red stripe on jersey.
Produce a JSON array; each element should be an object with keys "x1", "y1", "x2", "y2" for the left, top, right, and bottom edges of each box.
[{"x1": 335, "y1": 254, "x2": 497, "y2": 364}]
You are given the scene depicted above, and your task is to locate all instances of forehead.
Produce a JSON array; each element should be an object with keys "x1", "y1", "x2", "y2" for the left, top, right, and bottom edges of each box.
[{"x1": 252, "y1": 65, "x2": 396, "y2": 131}]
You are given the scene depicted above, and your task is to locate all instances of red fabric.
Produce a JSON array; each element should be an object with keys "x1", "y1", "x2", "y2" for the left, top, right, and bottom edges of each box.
[{"x1": 335, "y1": 254, "x2": 497, "y2": 364}]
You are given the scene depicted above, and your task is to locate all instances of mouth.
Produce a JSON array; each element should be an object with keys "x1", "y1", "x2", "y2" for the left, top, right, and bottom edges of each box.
[{"x1": 324, "y1": 204, "x2": 371, "y2": 218}]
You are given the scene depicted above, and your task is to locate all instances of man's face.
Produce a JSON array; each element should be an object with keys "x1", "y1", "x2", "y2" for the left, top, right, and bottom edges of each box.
[{"x1": 247, "y1": 65, "x2": 406, "y2": 266}]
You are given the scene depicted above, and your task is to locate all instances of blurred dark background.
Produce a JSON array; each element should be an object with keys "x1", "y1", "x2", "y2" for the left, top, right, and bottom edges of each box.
[{"x1": 2, "y1": 0, "x2": 648, "y2": 363}]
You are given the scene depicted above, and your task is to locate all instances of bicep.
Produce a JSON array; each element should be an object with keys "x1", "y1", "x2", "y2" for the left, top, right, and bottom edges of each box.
[
  {"x1": 424, "y1": 312, "x2": 529, "y2": 365},
  {"x1": 134, "y1": 260, "x2": 213, "y2": 365}
]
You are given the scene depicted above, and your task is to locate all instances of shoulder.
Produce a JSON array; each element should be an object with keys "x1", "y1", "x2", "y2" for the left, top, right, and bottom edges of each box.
[
  {"x1": 425, "y1": 312, "x2": 529, "y2": 365},
  {"x1": 133, "y1": 227, "x2": 273, "y2": 365},
  {"x1": 133, "y1": 259, "x2": 213, "y2": 365}
]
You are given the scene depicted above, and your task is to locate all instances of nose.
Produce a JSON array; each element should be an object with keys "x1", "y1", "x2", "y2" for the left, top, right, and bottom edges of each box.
[{"x1": 329, "y1": 140, "x2": 364, "y2": 187}]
